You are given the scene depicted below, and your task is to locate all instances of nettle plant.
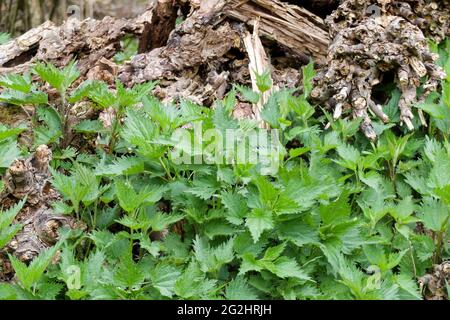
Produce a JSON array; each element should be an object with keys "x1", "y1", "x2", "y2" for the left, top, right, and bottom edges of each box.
[
  {"x1": 0, "y1": 32, "x2": 10, "y2": 45},
  {"x1": 0, "y1": 61, "x2": 155, "y2": 154},
  {"x1": 0, "y1": 43, "x2": 449, "y2": 300},
  {"x1": 0, "y1": 61, "x2": 80, "y2": 149}
]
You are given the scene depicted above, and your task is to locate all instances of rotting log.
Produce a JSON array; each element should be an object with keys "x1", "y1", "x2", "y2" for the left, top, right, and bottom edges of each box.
[
  {"x1": 0, "y1": 146, "x2": 81, "y2": 275},
  {"x1": 137, "y1": 0, "x2": 179, "y2": 53},
  {"x1": 225, "y1": 0, "x2": 330, "y2": 64},
  {"x1": 0, "y1": 4, "x2": 155, "y2": 76},
  {"x1": 118, "y1": 0, "x2": 242, "y2": 104}
]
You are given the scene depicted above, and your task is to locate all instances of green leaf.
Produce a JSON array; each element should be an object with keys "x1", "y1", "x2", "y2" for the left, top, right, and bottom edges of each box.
[
  {"x1": 121, "y1": 109, "x2": 158, "y2": 154},
  {"x1": 0, "y1": 283, "x2": 21, "y2": 300},
  {"x1": 68, "y1": 80, "x2": 95, "y2": 103},
  {"x1": 261, "y1": 94, "x2": 280, "y2": 128},
  {"x1": 412, "y1": 235, "x2": 434, "y2": 262},
  {"x1": 245, "y1": 208, "x2": 274, "y2": 243},
  {"x1": 416, "y1": 103, "x2": 449, "y2": 119},
  {"x1": 149, "y1": 263, "x2": 181, "y2": 298},
  {"x1": 239, "y1": 253, "x2": 263, "y2": 275},
  {"x1": 395, "y1": 274, "x2": 422, "y2": 300},
  {"x1": 225, "y1": 276, "x2": 259, "y2": 300},
  {"x1": 50, "y1": 167, "x2": 87, "y2": 214},
  {"x1": 240, "y1": 249, "x2": 311, "y2": 281},
  {"x1": 174, "y1": 261, "x2": 217, "y2": 299},
  {"x1": 389, "y1": 196, "x2": 418, "y2": 224},
  {"x1": 87, "y1": 81, "x2": 116, "y2": 108},
  {"x1": 262, "y1": 242, "x2": 286, "y2": 261},
  {"x1": 34, "y1": 106, "x2": 62, "y2": 146},
  {"x1": 193, "y1": 236, "x2": 235, "y2": 273},
  {"x1": 335, "y1": 144, "x2": 360, "y2": 171},
  {"x1": 221, "y1": 190, "x2": 248, "y2": 225},
  {"x1": 234, "y1": 84, "x2": 260, "y2": 104},
  {"x1": 0, "y1": 32, "x2": 11, "y2": 45},
  {"x1": 234, "y1": 231, "x2": 267, "y2": 257},
  {"x1": 269, "y1": 256, "x2": 311, "y2": 281},
  {"x1": 75, "y1": 120, "x2": 106, "y2": 134},
  {"x1": 0, "y1": 89, "x2": 48, "y2": 106},
  {"x1": 419, "y1": 198, "x2": 448, "y2": 232},
  {"x1": 0, "y1": 139, "x2": 21, "y2": 168},
  {"x1": 95, "y1": 156, "x2": 145, "y2": 176},
  {"x1": 277, "y1": 220, "x2": 319, "y2": 247},
  {"x1": 117, "y1": 80, "x2": 156, "y2": 108},
  {"x1": 9, "y1": 243, "x2": 61, "y2": 291},
  {"x1": 302, "y1": 61, "x2": 315, "y2": 98},
  {"x1": 33, "y1": 61, "x2": 79, "y2": 93},
  {"x1": 187, "y1": 177, "x2": 220, "y2": 200},
  {"x1": 203, "y1": 219, "x2": 236, "y2": 239},
  {"x1": 0, "y1": 124, "x2": 26, "y2": 140},
  {"x1": 0, "y1": 199, "x2": 25, "y2": 249},
  {"x1": 0, "y1": 73, "x2": 33, "y2": 92},
  {"x1": 319, "y1": 193, "x2": 351, "y2": 225},
  {"x1": 113, "y1": 258, "x2": 145, "y2": 289},
  {"x1": 115, "y1": 180, "x2": 145, "y2": 213},
  {"x1": 148, "y1": 212, "x2": 184, "y2": 232},
  {"x1": 213, "y1": 103, "x2": 238, "y2": 132},
  {"x1": 255, "y1": 69, "x2": 273, "y2": 93}
]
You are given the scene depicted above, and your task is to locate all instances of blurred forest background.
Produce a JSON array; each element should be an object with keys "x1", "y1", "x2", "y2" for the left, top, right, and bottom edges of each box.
[{"x1": 0, "y1": 0, "x2": 148, "y2": 36}]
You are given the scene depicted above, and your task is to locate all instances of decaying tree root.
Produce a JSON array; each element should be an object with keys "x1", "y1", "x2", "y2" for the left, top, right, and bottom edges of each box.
[
  {"x1": 311, "y1": 0, "x2": 447, "y2": 139},
  {"x1": 419, "y1": 261, "x2": 450, "y2": 300},
  {"x1": 0, "y1": 146, "x2": 79, "y2": 272}
]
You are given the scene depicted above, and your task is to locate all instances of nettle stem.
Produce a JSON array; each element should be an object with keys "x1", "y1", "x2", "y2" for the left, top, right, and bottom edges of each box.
[
  {"x1": 108, "y1": 106, "x2": 124, "y2": 154},
  {"x1": 60, "y1": 92, "x2": 71, "y2": 149},
  {"x1": 108, "y1": 118, "x2": 120, "y2": 154},
  {"x1": 433, "y1": 231, "x2": 444, "y2": 264}
]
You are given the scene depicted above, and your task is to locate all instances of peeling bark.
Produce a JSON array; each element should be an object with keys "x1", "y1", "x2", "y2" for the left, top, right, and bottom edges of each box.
[
  {"x1": 243, "y1": 19, "x2": 274, "y2": 128},
  {"x1": 225, "y1": 0, "x2": 330, "y2": 63}
]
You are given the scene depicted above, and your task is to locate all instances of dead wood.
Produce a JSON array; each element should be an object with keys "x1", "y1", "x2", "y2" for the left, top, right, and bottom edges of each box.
[
  {"x1": 311, "y1": 0, "x2": 447, "y2": 139},
  {"x1": 0, "y1": 146, "x2": 79, "y2": 269},
  {"x1": 225, "y1": 0, "x2": 330, "y2": 64},
  {"x1": 419, "y1": 261, "x2": 450, "y2": 300},
  {"x1": 243, "y1": 19, "x2": 274, "y2": 128},
  {"x1": 0, "y1": 0, "x2": 324, "y2": 107},
  {"x1": 118, "y1": 0, "x2": 242, "y2": 104},
  {"x1": 137, "y1": 0, "x2": 178, "y2": 53},
  {"x1": 118, "y1": 0, "x2": 327, "y2": 105},
  {"x1": 0, "y1": 6, "x2": 155, "y2": 77},
  {"x1": 328, "y1": 0, "x2": 450, "y2": 42}
]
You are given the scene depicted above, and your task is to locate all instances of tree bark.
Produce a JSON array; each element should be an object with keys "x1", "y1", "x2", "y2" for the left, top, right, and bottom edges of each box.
[{"x1": 225, "y1": 0, "x2": 330, "y2": 63}]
